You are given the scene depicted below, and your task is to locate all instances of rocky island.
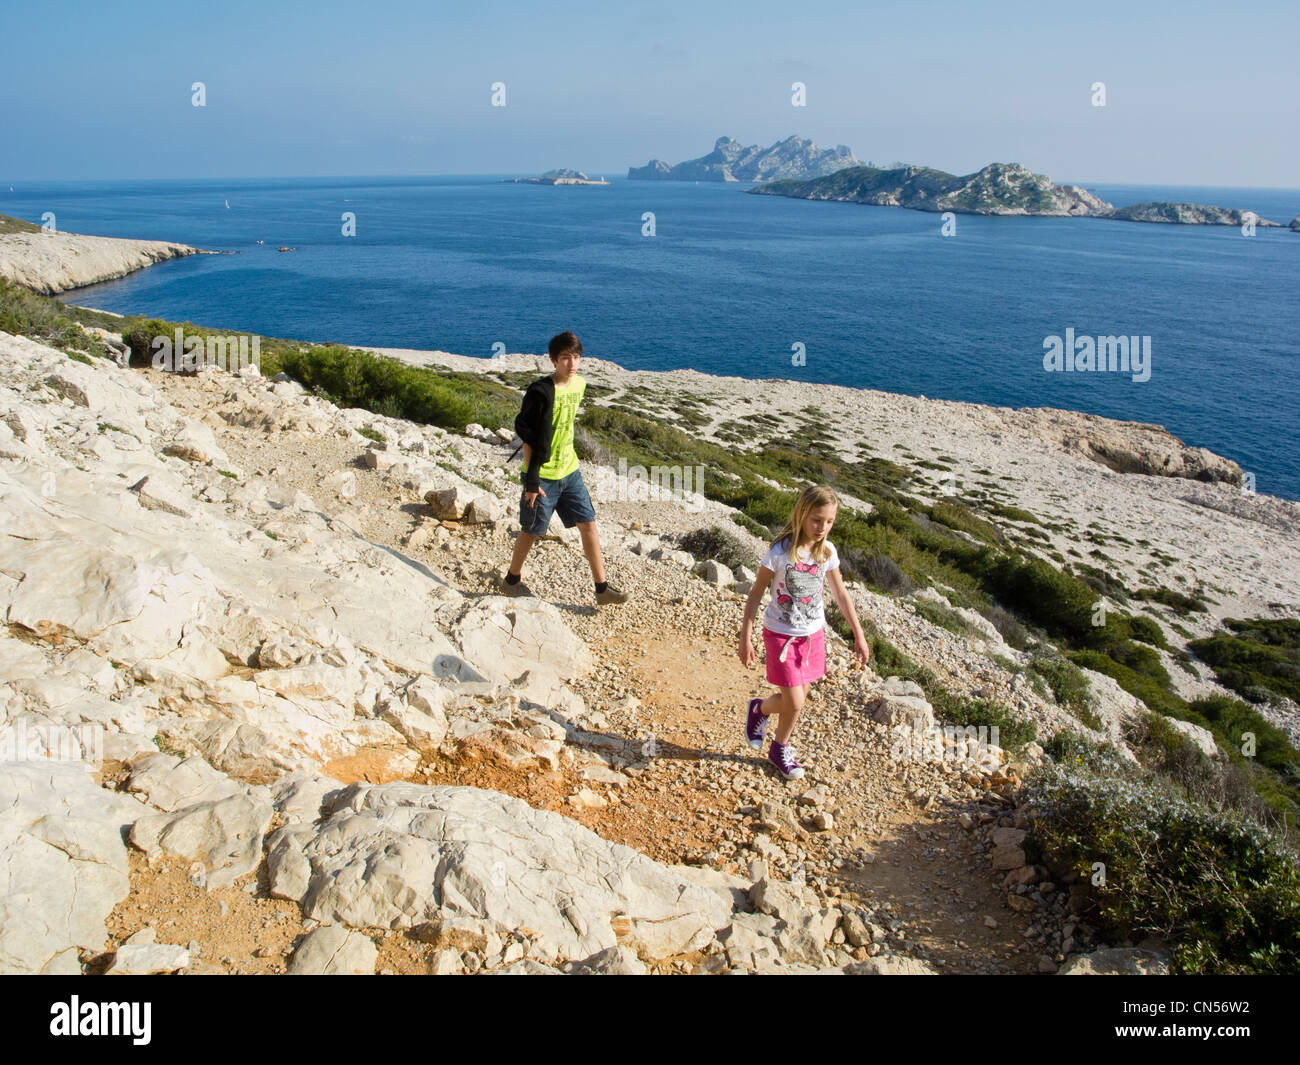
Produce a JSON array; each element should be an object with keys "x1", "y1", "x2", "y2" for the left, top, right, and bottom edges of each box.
[
  {"x1": 750, "y1": 162, "x2": 1109, "y2": 216},
  {"x1": 505, "y1": 168, "x2": 610, "y2": 186},
  {"x1": 1107, "y1": 202, "x2": 1279, "y2": 227},
  {"x1": 629, "y1": 135, "x2": 860, "y2": 183},
  {"x1": 750, "y1": 164, "x2": 1283, "y2": 226}
]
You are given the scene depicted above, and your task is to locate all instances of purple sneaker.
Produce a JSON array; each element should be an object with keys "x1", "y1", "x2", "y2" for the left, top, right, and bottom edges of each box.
[
  {"x1": 744, "y1": 698, "x2": 767, "y2": 749},
  {"x1": 768, "y1": 740, "x2": 804, "y2": 780}
]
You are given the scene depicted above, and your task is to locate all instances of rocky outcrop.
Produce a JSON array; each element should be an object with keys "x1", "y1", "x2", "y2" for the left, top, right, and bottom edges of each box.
[
  {"x1": 1290, "y1": 216, "x2": 1300, "y2": 232},
  {"x1": 1105, "y1": 202, "x2": 1279, "y2": 227},
  {"x1": 265, "y1": 781, "x2": 733, "y2": 961},
  {"x1": 629, "y1": 135, "x2": 860, "y2": 183},
  {"x1": 0, "y1": 761, "x2": 142, "y2": 973},
  {"x1": 1001, "y1": 406, "x2": 1245, "y2": 485},
  {"x1": 0, "y1": 228, "x2": 201, "y2": 294},
  {"x1": 751, "y1": 161, "x2": 1112, "y2": 216}
]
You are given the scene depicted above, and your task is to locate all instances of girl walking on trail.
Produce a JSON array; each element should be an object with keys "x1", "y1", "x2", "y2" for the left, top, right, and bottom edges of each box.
[{"x1": 738, "y1": 485, "x2": 871, "y2": 780}]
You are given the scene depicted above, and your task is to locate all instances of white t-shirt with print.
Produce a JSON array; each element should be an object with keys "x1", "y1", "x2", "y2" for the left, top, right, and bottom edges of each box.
[{"x1": 760, "y1": 537, "x2": 839, "y2": 637}]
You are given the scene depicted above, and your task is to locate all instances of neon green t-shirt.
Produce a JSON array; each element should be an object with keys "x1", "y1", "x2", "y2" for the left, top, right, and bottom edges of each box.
[{"x1": 537, "y1": 374, "x2": 584, "y2": 480}]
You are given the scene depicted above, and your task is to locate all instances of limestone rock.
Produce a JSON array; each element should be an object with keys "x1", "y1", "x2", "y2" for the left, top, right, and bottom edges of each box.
[
  {"x1": 129, "y1": 474, "x2": 196, "y2": 519},
  {"x1": 694, "y1": 559, "x2": 734, "y2": 587},
  {"x1": 0, "y1": 760, "x2": 140, "y2": 974},
  {"x1": 107, "y1": 942, "x2": 191, "y2": 975},
  {"x1": 287, "y1": 924, "x2": 378, "y2": 975},
  {"x1": 567, "y1": 945, "x2": 647, "y2": 975},
  {"x1": 1059, "y1": 947, "x2": 1170, "y2": 975},
  {"x1": 129, "y1": 792, "x2": 273, "y2": 888},
  {"x1": 125, "y1": 752, "x2": 249, "y2": 811},
  {"x1": 864, "y1": 677, "x2": 935, "y2": 728},
  {"x1": 490, "y1": 959, "x2": 562, "y2": 975},
  {"x1": 0, "y1": 230, "x2": 198, "y2": 294},
  {"x1": 844, "y1": 953, "x2": 939, "y2": 975},
  {"x1": 426, "y1": 483, "x2": 478, "y2": 520},
  {"x1": 272, "y1": 773, "x2": 345, "y2": 825},
  {"x1": 719, "y1": 912, "x2": 782, "y2": 970},
  {"x1": 1163, "y1": 716, "x2": 1219, "y2": 759},
  {"x1": 267, "y1": 782, "x2": 731, "y2": 963},
  {"x1": 465, "y1": 494, "x2": 504, "y2": 524},
  {"x1": 453, "y1": 597, "x2": 593, "y2": 688}
]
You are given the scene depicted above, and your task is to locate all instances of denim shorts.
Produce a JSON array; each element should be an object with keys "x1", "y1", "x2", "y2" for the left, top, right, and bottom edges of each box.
[{"x1": 519, "y1": 469, "x2": 596, "y2": 535}]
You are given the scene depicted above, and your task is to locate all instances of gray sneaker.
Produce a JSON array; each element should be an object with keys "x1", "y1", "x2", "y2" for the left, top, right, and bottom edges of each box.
[
  {"x1": 595, "y1": 583, "x2": 628, "y2": 605},
  {"x1": 497, "y1": 573, "x2": 533, "y2": 597}
]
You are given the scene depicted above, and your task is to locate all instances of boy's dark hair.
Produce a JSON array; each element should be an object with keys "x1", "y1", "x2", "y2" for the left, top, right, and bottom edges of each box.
[{"x1": 548, "y1": 331, "x2": 583, "y2": 360}]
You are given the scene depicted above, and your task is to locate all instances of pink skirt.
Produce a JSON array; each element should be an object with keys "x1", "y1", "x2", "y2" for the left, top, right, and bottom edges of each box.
[{"x1": 763, "y1": 626, "x2": 826, "y2": 687}]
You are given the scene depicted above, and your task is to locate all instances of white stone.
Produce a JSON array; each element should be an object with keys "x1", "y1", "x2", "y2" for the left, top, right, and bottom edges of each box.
[
  {"x1": 287, "y1": 924, "x2": 378, "y2": 975},
  {"x1": 267, "y1": 782, "x2": 731, "y2": 963}
]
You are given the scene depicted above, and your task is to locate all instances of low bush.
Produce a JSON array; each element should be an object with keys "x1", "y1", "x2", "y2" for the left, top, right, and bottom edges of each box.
[
  {"x1": 677, "y1": 525, "x2": 755, "y2": 573},
  {"x1": 981, "y1": 604, "x2": 1030, "y2": 650},
  {"x1": 1025, "y1": 766, "x2": 1300, "y2": 973},
  {"x1": 1189, "y1": 618, "x2": 1300, "y2": 705},
  {"x1": 1030, "y1": 653, "x2": 1093, "y2": 718},
  {"x1": 851, "y1": 551, "x2": 915, "y2": 596}
]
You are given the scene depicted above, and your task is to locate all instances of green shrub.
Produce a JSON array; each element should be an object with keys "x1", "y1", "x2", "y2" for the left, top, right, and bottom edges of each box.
[
  {"x1": 981, "y1": 604, "x2": 1030, "y2": 650},
  {"x1": 1190, "y1": 695, "x2": 1300, "y2": 783},
  {"x1": 0, "y1": 278, "x2": 111, "y2": 359},
  {"x1": 927, "y1": 688, "x2": 1037, "y2": 751},
  {"x1": 1071, "y1": 649, "x2": 1185, "y2": 718},
  {"x1": 1025, "y1": 766, "x2": 1300, "y2": 973},
  {"x1": 928, "y1": 501, "x2": 1001, "y2": 544},
  {"x1": 677, "y1": 525, "x2": 755, "y2": 572},
  {"x1": 850, "y1": 552, "x2": 915, "y2": 596},
  {"x1": 1189, "y1": 618, "x2": 1300, "y2": 705},
  {"x1": 1030, "y1": 653, "x2": 1093, "y2": 716},
  {"x1": 981, "y1": 554, "x2": 1104, "y2": 646},
  {"x1": 1134, "y1": 587, "x2": 1208, "y2": 613},
  {"x1": 913, "y1": 598, "x2": 983, "y2": 640},
  {"x1": 1126, "y1": 614, "x2": 1170, "y2": 650},
  {"x1": 1072, "y1": 562, "x2": 1130, "y2": 604}
]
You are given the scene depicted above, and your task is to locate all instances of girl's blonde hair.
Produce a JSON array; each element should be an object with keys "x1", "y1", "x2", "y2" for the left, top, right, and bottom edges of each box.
[{"x1": 773, "y1": 485, "x2": 839, "y2": 564}]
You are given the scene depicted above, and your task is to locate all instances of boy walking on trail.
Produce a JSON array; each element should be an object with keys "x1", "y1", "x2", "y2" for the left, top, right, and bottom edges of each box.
[{"x1": 498, "y1": 330, "x2": 628, "y2": 606}]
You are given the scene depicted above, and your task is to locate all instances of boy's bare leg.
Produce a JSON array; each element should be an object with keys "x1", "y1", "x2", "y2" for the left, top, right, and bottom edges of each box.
[
  {"x1": 508, "y1": 532, "x2": 537, "y2": 576},
  {"x1": 576, "y1": 521, "x2": 606, "y2": 584}
]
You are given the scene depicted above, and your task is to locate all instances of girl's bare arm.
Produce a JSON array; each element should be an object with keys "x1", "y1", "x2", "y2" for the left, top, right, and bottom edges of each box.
[
  {"x1": 827, "y1": 567, "x2": 870, "y2": 663},
  {"x1": 738, "y1": 567, "x2": 774, "y2": 665}
]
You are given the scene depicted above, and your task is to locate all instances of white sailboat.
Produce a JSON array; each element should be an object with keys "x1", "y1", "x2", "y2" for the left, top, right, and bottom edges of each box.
[{"x1": 225, "y1": 199, "x2": 230, "y2": 209}]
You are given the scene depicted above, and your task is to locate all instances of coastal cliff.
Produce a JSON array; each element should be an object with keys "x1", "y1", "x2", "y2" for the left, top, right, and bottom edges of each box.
[{"x1": 0, "y1": 214, "x2": 200, "y2": 294}]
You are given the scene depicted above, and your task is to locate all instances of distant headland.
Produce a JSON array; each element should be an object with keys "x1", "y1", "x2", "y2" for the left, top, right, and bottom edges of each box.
[
  {"x1": 748, "y1": 162, "x2": 1284, "y2": 227},
  {"x1": 504, "y1": 168, "x2": 610, "y2": 186}
]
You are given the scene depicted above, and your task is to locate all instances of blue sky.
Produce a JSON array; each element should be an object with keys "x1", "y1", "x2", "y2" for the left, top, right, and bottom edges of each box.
[{"x1": 2, "y1": 0, "x2": 1296, "y2": 185}]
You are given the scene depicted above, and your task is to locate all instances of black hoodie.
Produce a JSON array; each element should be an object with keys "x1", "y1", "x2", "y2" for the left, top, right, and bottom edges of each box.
[{"x1": 514, "y1": 375, "x2": 555, "y2": 491}]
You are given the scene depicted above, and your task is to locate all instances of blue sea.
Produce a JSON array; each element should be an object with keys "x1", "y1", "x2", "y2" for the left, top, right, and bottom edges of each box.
[{"x1": 4, "y1": 175, "x2": 1297, "y2": 498}]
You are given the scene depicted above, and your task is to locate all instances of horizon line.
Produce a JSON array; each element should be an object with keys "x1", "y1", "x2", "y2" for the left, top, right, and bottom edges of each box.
[{"x1": 4, "y1": 173, "x2": 1300, "y2": 194}]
